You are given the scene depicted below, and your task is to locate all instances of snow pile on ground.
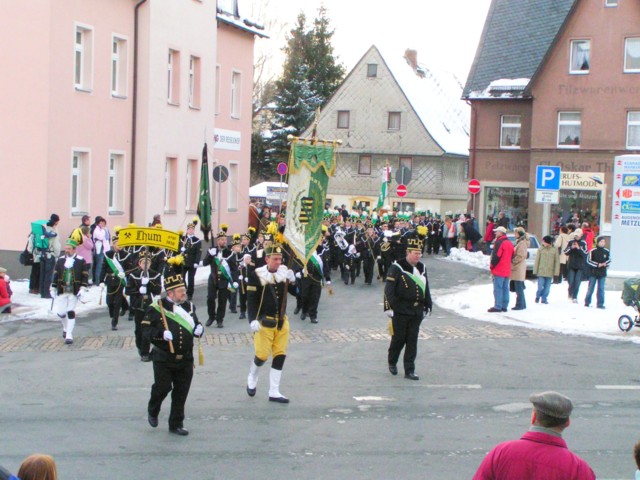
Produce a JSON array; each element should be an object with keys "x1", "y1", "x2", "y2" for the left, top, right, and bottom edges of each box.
[
  {"x1": 442, "y1": 248, "x2": 490, "y2": 270},
  {"x1": 1, "y1": 267, "x2": 212, "y2": 322},
  {"x1": 435, "y1": 280, "x2": 637, "y2": 342}
]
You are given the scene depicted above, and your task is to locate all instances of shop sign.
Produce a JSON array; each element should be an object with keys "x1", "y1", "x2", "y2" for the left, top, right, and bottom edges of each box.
[
  {"x1": 610, "y1": 155, "x2": 640, "y2": 273},
  {"x1": 560, "y1": 172, "x2": 605, "y2": 190},
  {"x1": 213, "y1": 128, "x2": 241, "y2": 151}
]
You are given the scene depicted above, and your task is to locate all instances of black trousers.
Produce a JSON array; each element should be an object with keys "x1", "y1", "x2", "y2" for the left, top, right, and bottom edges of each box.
[
  {"x1": 300, "y1": 279, "x2": 322, "y2": 319},
  {"x1": 148, "y1": 359, "x2": 194, "y2": 429},
  {"x1": 207, "y1": 278, "x2": 229, "y2": 324},
  {"x1": 183, "y1": 266, "x2": 197, "y2": 299},
  {"x1": 107, "y1": 287, "x2": 128, "y2": 327},
  {"x1": 229, "y1": 290, "x2": 238, "y2": 311},
  {"x1": 39, "y1": 255, "x2": 55, "y2": 299},
  {"x1": 134, "y1": 309, "x2": 151, "y2": 355},
  {"x1": 341, "y1": 265, "x2": 356, "y2": 284},
  {"x1": 238, "y1": 287, "x2": 247, "y2": 313},
  {"x1": 29, "y1": 262, "x2": 41, "y2": 292},
  {"x1": 388, "y1": 312, "x2": 423, "y2": 374},
  {"x1": 362, "y1": 257, "x2": 375, "y2": 284}
]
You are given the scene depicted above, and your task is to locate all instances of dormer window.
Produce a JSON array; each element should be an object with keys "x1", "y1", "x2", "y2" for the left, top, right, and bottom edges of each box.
[
  {"x1": 605, "y1": 0, "x2": 618, "y2": 6},
  {"x1": 367, "y1": 63, "x2": 378, "y2": 78},
  {"x1": 570, "y1": 40, "x2": 590, "y2": 74},
  {"x1": 217, "y1": 0, "x2": 237, "y2": 15}
]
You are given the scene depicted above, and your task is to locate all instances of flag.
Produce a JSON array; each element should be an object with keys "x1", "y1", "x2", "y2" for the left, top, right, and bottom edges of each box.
[
  {"x1": 197, "y1": 143, "x2": 212, "y2": 242},
  {"x1": 284, "y1": 140, "x2": 336, "y2": 266},
  {"x1": 376, "y1": 164, "x2": 391, "y2": 209}
]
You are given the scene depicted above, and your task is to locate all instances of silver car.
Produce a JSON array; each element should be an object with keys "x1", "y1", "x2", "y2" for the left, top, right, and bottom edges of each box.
[{"x1": 491, "y1": 233, "x2": 540, "y2": 274}]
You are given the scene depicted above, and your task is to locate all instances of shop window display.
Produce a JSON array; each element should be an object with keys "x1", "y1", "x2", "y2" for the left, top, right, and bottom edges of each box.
[
  {"x1": 484, "y1": 187, "x2": 529, "y2": 231},
  {"x1": 550, "y1": 190, "x2": 601, "y2": 235}
]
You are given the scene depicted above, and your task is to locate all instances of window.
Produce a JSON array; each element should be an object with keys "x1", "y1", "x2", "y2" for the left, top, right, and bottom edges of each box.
[
  {"x1": 215, "y1": 65, "x2": 221, "y2": 115},
  {"x1": 228, "y1": 163, "x2": 238, "y2": 211},
  {"x1": 189, "y1": 55, "x2": 201, "y2": 108},
  {"x1": 231, "y1": 71, "x2": 241, "y2": 118},
  {"x1": 111, "y1": 36, "x2": 128, "y2": 97},
  {"x1": 388, "y1": 112, "x2": 401, "y2": 130},
  {"x1": 358, "y1": 155, "x2": 371, "y2": 175},
  {"x1": 167, "y1": 49, "x2": 180, "y2": 104},
  {"x1": 605, "y1": 0, "x2": 618, "y2": 6},
  {"x1": 399, "y1": 157, "x2": 413, "y2": 175},
  {"x1": 367, "y1": 63, "x2": 378, "y2": 78},
  {"x1": 71, "y1": 150, "x2": 90, "y2": 213},
  {"x1": 557, "y1": 112, "x2": 581, "y2": 148},
  {"x1": 500, "y1": 115, "x2": 522, "y2": 148},
  {"x1": 217, "y1": 0, "x2": 237, "y2": 15},
  {"x1": 108, "y1": 153, "x2": 125, "y2": 212},
  {"x1": 624, "y1": 38, "x2": 640, "y2": 72},
  {"x1": 185, "y1": 159, "x2": 198, "y2": 211},
  {"x1": 570, "y1": 40, "x2": 590, "y2": 74},
  {"x1": 392, "y1": 202, "x2": 415, "y2": 213},
  {"x1": 627, "y1": 112, "x2": 640, "y2": 149},
  {"x1": 74, "y1": 24, "x2": 93, "y2": 91},
  {"x1": 164, "y1": 157, "x2": 177, "y2": 212},
  {"x1": 337, "y1": 110, "x2": 350, "y2": 129}
]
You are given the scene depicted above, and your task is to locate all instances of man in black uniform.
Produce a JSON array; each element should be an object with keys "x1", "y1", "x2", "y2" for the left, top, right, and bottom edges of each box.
[
  {"x1": 297, "y1": 243, "x2": 331, "y2": 323},
  {"x1": 126, "y1": 250, "x2": 162, "y2": 361},
  {"x1": 383, "y1": 236, "x2": 433, "y2": 380},
  {"x1": 180, "y1": 220, "x2": 202, "y2": 301},
  {"x1": 245, "y1": 245, "x2": 297, "y2": 403},
  {"x1": 203, "y1": 227, "x2": 238, "y2": 328},
  {"x1": 102, "y1": 232, "x2": 133, "y2": 331},
  {"x1": 143, "y1": 270, "x2": 204, "y2": 436},
  {"x1": 359, "y1": 227, "x2": 380, "y2": 285}
]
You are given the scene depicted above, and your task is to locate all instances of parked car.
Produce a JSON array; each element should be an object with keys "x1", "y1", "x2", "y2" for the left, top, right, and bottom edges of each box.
[{"x1": 490, "y1": 233, "x2": 540, "y2": 275}]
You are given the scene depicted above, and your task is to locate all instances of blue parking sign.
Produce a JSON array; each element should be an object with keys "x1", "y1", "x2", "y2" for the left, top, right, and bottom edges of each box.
[{"x1": 536, "y1": 165, "x2": 561, "y2": 191}]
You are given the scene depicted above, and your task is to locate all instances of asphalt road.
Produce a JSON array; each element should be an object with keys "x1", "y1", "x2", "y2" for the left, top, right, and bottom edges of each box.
[{"x1": 0, "y1": 256, "x2": 637, "y2": 479}]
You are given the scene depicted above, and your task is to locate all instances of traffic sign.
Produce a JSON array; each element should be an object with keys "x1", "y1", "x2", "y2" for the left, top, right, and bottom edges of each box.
[
  {"x1": 535, "y1": 165, "x2": 561, "y2": 191},
  {"x1": 396, "y1": 184, "x2": 407, "y2": 197},
  {"x1": 277, "y1": 162, "x2": 288, "y2": 176},
  {"x1": 535, "y1": 190, "x2": 559, "y2": 204},
  {"x1": 212, "y1": 165, "x2": 229, "y2": 183},
  {"x1": 468, "y1": 178, "x2": 481, "y2": 195},
  {"x1": 395, "y1": 166, "x2": 412, "y2": 185}
]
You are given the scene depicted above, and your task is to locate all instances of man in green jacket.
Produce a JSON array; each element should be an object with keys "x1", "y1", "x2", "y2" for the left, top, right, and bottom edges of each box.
[{"x1": 533, "y1": 235, "x2": 560, "y2": 304}]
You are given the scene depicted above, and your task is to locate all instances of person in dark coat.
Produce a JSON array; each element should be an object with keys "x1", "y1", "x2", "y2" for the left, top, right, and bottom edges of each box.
[
  {"x1": 383, "y1": 236, "x2": 433, "y2": 380},
  {"x1": 584, "y1": 236, "x2": 611, "y2": 309},
  {"x1": 564, "y1": 228, "x2": 588, "y2": 303},
  {"x1": 179, "y1": 220, "x2": 202, "y2": 301},
  {"x1": 143, "y1": 269, "x2": 203, "y2": 436}
]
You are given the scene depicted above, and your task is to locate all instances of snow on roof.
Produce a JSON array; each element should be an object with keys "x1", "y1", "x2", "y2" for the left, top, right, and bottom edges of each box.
[
  {"x1": 467, "y1": 78, "x2": 531, "y2": 99},
  {"x1": 249, "y1": 181, "x2": 288, "y2": 198},
  {"x1": 379, "y1": 47, "x2": 470, "y2": 156},
  {"x1": 217, "y1": 2, "x2": 268, "y2": 39}
]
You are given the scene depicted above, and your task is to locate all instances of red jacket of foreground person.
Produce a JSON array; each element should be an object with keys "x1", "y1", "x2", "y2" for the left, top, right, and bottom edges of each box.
[
  {"x1": 473, "y1": 430, "x2": 595, "y2": 480},
  {"x1": 490, "y1": 235, "x2": 514, "y2": 278}
]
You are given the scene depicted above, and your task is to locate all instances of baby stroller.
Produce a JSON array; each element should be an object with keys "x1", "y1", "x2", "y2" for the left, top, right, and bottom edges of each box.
[{"x1": 618, "y1": 277, "x2": 640, "y2": 331}]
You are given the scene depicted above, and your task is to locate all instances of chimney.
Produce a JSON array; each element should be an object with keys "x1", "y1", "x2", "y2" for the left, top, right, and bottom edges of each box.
[{"x1": 404, "y1": 48, "x2": 418, "y2": 71}]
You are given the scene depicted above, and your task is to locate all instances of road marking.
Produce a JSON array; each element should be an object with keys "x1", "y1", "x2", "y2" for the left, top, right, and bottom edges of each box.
[
  {"x1": 353, "y1": 396, "x2": 395, "y2": 402},
  {"x1": 595, "y1": 385, "x2": 640, "y2": 390}
]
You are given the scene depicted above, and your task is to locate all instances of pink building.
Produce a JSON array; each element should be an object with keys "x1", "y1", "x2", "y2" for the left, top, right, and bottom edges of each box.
[{"x1": 0, "y1": 0, "x2": 264, "y2": 271}]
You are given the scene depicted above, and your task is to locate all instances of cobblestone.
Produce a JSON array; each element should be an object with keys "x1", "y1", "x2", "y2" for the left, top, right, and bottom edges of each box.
[{"x1": 0, "y1": 324, "x2": 555, "y2": 353}]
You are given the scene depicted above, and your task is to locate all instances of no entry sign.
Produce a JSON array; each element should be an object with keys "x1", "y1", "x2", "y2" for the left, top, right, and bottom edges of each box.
[
  {"x1": 468, "y1": 178, "x2": 481, "y2": 195},
  {"x1": 396, "y1": 184, "x2": 407, "y2": 197}
]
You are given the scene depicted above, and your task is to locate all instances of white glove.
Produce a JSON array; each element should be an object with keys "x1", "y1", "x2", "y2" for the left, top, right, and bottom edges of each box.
[
  {"x1": 180, "y1": 247, "x2": 186, "y2": 252},
  {"x1": 139, "y1": 286, "x2": 147, "y2": 294},
  {"x1": 385, "y1": 310, "x2": 394, "y2": 318},
  {"x1": 117, "y1": 272, "x2": 125, "y2": 279},
  {"x1": 194, "y1": 324, "x2": 204, "y2": 337},
  {"x1": 376, "y1": 256, "x2": 381, "y2": 260},
  {"x1": 163, "y1": 330, "x2": 173, "y2": 341},
  {"x1": 232, "y1": 282, "x2": 239, "y2": 289},
  {"x1": 295, "y1": 272, "x2": 301, "y2": 279},
  {"x1": 208, "y1": 247, "x2": 217, "y2": 256},
  {"x1": 50, "y1": 286, "x2": 57, "y2": 297},
  {"x1": 238, "y1": 275, "x2": 243, "y2": 281},
  {"x1": 194, "y1": 263, "x2": 199, "y2": 269},
  {"x1": 250, "y1": 320, "x2": 261, "y2": 332},
  {"x1": 326, "y1": 281, "x2": 331, "y2": 285},
  {"x1": 198, "y1": 261, "x2": 204, "y2": 267},
  {"x1": 286, "y1": 269, "x2": 296, "y2": 283},
  {"x1": 99, "y1": 282, "x2": 106, "y2": 288},
  {"x1": 141, "y1": 276, "x2": 149, "y2": 285}
]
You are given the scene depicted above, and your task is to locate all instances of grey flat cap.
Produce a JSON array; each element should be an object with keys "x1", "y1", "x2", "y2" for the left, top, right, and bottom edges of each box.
[{"x1": 529, "y1": 391, "x2": 573, "y2": 419}]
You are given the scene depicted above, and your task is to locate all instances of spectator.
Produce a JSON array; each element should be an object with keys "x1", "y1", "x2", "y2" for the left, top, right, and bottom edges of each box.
[
  {"x1": 564, "y1": 228, "x2": 588, "y2": 303},
  {"x1": 510, "y1": 227, "x2": 530, "y2": 310},
  {"x1": 0, "y1": 267, "x2": 11, "y2": 314},
  {"x1": 584, "y1": 236, "x2": 611, "y2": 309},
  {"x1": 443, "y1": 216, "x2": 455, "y2": 256},
  {"x1": 149, "y1": 214, "x2": 162, "y2": 227},
  {"x1": 488, "y1": 226, "x2": 514, "y2": 313},
  {"x1": 456, "y1": 214, "x2": 467, "y2": 249},
  {"x1": 483, "y1": 215, "x2": 495, "y2": 255},
  {"x1": 259, "y1": 206, "x2": 272, "y2": 232},
  {"x1": 40, "y1": 214, "x2": 61, "y2": 299},
  {"x1": 534, "y1": 235, "x2": 560, "y2": 304},
  {"x1": 0, "y1": 464, "x2": 18, "y2": 480},
  {"x1": 463, "y1": 217, "x2": 483, "y2": 252},
  {"x1": 92, "y1": 216, "x2": 111, "y2": 284},
  {"x1": 17, "y1": 454, "x2": 58, "y2": 480},
  {"x1": 473, "y1": 391, "x2": 595, "y2": 479},
  {"x1": 581, "y1": 222, "x2": 595, "y2": 250},
  {"x1": 496, "y1": 211, "x2": 509, "y2": 230},
  {"x1": 75, "y1": 225, "x2": 94, "y2": 285},
  {"x1": 554, "y1": 225, "x2": 572, "y2": 283},
  {"x1": 633, "y1": 440, "x2": 640, "y2": 480}
]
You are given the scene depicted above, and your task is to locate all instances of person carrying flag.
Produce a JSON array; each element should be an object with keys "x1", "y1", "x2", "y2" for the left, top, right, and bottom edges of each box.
[{"x1": 203, "y1": 225, "x2": 238, "y2": 328}]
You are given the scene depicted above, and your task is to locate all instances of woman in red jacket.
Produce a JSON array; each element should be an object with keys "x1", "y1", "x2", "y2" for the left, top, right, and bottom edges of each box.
[{"x1": 0, "y1": 267, "x2": 11, "y2": 313}]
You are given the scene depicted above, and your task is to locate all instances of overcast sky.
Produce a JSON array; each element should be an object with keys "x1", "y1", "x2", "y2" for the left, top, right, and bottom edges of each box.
[{"x1": 247, "y1": 0, "x2": 492, "y2": 84}]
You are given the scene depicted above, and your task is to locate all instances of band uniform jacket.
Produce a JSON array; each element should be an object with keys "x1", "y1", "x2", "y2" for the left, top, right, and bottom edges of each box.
[
  {"x1": 246, "y1": 265, "x2": 297, "y2": 330},
  {"x1": 103, "y1": 249, "x2": 134, "y2": 294},
  {"x1": 125, "y1": 266, "x2": 163, "y2": 310},
  {"x1": 180, "y1": 234, "x2": 202, "y2": 266},
  {"x1": 51, "y1": 255, "x2": 89, "y2": 295},
  {"x1": 203, "y1": 248, "x2": 238, "y2": 290},
  {"x1": 384, "y1": 258, "x2": 432, "y2": 316},
  {"x1": 143, "y1": 297, "x2": 201, "y2": 362}
]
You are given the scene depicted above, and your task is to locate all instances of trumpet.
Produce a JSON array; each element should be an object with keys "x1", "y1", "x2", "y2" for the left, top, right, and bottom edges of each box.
[{"x1": 334, "y1": 229, "x2": 349, "y2": 251}]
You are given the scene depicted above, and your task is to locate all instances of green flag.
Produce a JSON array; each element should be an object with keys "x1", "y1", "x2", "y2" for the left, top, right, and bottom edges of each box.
[
  {"x1": 197, "y1": 143, "x2": 212, "y2": 241},
  {"x1": 376, "y1": 165, "x2": 391, "y2": 209},
  {"x1": 284, "y1": 141, "x2": 336, "y2": 266}
]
